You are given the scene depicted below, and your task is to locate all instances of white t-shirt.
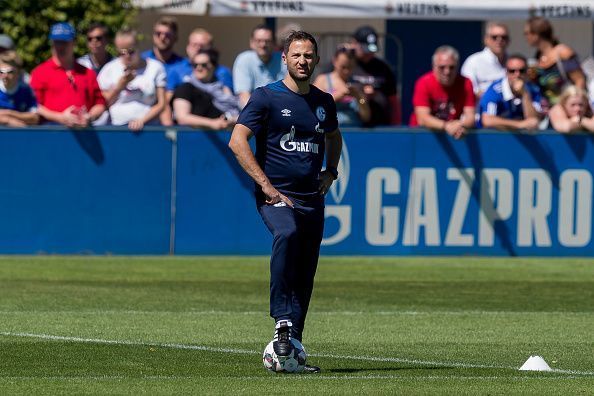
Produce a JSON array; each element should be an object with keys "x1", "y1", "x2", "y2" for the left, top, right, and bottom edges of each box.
[
  {"x1": 98, "y1": 58, "x2": 166, "y2": 125},
  {"x1": 461, "y1": 47, "x2": 506, "y2": 95}
]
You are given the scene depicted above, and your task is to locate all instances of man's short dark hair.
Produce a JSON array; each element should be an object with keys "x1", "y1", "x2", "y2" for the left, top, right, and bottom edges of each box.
[
  {"x1": 86, "y1": 23, "x2": 109, "y2": 37},
  {"x1": 251, "y1": 24, "x2": 274, "y2": 40},
  {"x1": 196, "y1": 48, "x2": 220, "y2": 67},
  {"x1": 283, "y1": 31, "x2": 318, "y2": 56},
  {"x1": 507, "y1": 53, "x2": 527, "y2": 64}
]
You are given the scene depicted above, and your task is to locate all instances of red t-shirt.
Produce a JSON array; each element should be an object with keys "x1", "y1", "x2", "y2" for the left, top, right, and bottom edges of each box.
[
  {"x1": 409, "y1": 71, "x2": 475, "y2": 126},
  {"x1": 30, "y1": 58, "x2": 105, "y2": 114}
]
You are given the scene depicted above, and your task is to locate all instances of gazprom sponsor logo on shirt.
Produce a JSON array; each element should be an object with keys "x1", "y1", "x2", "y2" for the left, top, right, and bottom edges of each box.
[{"x1": 280, "y1": 125, "x2": 319, "y2": 153}]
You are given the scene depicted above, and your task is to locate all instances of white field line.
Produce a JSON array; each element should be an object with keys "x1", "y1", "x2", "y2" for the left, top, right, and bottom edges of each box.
[
  {"x1": 0, "y1": 310, "x2": 592, "y2": 316},
  {"x1": 0, "y1": 375, "x2": 588, "y2": 381},
  {"x1": 1, "y1": 331, "x2": 594, "y2": 377}
]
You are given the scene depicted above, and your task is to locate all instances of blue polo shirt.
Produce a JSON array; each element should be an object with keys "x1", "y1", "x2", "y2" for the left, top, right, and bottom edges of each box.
[
  {"x1": 233, "y1": 50, "x2": 286, "y2": 94},
  {"x1": 237, "y1": 81, "x2": 338, "y2": 201},
  {"x1": 0, "y1": 81, "x2": 37, "y2": 112},
  {"x1": 141, "y1": 49, "x2": 185, "y2": 87},
  {"x1": 479, "y1": 78, "x2": 542, "y2": 127}
]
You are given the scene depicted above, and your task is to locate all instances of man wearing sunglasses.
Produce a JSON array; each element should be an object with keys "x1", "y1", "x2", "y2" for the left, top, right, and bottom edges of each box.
[
  {"x1": 167, "y1": 28, "x2": 233, "y2": 94},
  {"x1": 98, "y1": 28, "x2": 166, "y2": 131},
  {"x1": 78, "y1": 23, "x2": 113, "y2": 75},
  {"x1": 0, "y1": 50, "x2": 39, "y2": 126},
  {"x1": 410, "y1": 45, "x2": 475, "y2": 140},
  {"x1": 141, "y1": 16, "x2": 185, "y2": 126},
  {"x1": 142, "y1": 16, "x2": 183, "y2": 70},
  {"x1": 461, "y1": 21, "x2": 510, "y2": 97},
  {"x1": 233, "y1": 25, "x2": 287, "y2": 108},
  {"x1": 30, "y1": 22, "x2": 106, "y2": 128},
  {"x1": 479, "y1": 54, "x2": 542, "y2": 131}
]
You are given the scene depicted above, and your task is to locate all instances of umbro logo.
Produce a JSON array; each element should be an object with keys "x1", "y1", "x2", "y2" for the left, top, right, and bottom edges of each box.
[{"x1": 281, "y1": 109, "x2": 291, "y2": 117}]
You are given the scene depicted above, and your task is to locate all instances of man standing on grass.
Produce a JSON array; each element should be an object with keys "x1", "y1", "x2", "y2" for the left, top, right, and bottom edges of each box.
[{"x1": 229, "y1": 30, "x2": 342, "y2": 373}]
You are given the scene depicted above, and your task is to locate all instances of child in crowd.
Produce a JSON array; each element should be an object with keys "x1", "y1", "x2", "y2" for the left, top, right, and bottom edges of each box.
[{"x1": 549, "y1": 85, "x2": 594, "y2": 133}]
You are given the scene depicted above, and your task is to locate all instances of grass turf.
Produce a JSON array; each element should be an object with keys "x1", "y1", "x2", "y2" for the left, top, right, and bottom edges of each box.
[{"x1": 0, "y1": 256, "x2": 593, "y2": 394}]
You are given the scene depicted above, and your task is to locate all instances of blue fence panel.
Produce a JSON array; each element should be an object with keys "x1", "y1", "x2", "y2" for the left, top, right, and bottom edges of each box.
[
  {"x1": 321, "y1": 130, "x2": 416, "y2": 255},
  {"x1": 0, "y1": 128, "x2": 172, "y2": 254},
  {"x1": 2, "y1": 127, "x2": 594, "y2": 256},
  {"x1": 174, "y1": 131, "x2": 271, "y2": 254},
  {"x1": 321, "y1": 130, "x2": 594, "y2": 256}
]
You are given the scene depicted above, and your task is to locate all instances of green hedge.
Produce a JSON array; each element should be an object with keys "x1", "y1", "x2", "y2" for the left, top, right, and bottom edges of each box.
[{"x1": 0, "y1": 0, "x2": 138, "y2": 72}]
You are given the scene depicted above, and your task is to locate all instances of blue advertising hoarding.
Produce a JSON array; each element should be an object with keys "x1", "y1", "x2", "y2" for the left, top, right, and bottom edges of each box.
[
  {"x1": 0, "y1": 128, "x2": 172, "y2": 254},
  {"x1": 320, "y1": 131, "x2": 594, "y2": 256},
  {"x1": 174, "y1": 129, "x2": 594, "y2": 256},
  {"x1": 0, "y1": 127, "x2": 592, "y2": 256}
]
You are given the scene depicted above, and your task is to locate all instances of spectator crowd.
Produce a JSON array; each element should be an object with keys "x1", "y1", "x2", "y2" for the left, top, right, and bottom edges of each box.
[{"x1": 1, "y1": 16, "x2": 594, "y2": 135}]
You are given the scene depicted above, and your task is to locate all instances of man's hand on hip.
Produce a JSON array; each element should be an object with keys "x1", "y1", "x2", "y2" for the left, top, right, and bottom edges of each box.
[{"x1": 263, "y1": 183, "x2": 294, "y2": 208}]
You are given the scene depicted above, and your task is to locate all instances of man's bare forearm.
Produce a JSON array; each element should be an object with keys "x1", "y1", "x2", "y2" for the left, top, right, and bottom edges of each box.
[
  {"x1": 229, "y1": 128, "x2": 271, "y2": 189},
  {"x1": 0, "y1": 109, "x2": 39, "y2": 125},
  {"x1": 325, "y1": 129, "x2": 342, "y2": 168}
]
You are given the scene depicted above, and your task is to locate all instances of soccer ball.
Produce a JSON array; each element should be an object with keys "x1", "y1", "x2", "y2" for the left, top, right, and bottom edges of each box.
[{"x1": 262, "y1": 338, "x2": 307, "y2": 373}]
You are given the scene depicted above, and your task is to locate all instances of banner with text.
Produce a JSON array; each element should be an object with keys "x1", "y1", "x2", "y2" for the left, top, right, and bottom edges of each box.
[
  {"x1": 318, "y1": 130, "x2": 594, "y2": 256},
  {"x1": 1, "y1": 128, "x2": 592, "y2": 255},
  {"x1": 209, "y1": 0, "x2": 594, "y2": 20},
  {"x1": 174, "y1": 130, "x2": 594, "y2": 256}
]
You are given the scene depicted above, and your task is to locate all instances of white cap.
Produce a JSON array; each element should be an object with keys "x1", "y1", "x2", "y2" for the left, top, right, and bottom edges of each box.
[{"x1": 0, "y1": 34, "x2": 14, "y2": 50}]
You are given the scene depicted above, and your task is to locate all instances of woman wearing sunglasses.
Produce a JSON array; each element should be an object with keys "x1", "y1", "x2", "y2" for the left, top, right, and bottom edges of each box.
[
  {"x1": 0, "y1": 50, "x2": 39, "y2": 126},
  {"x1": 97, "y1": 28, "x2": 166, "y2": 131},
  {"x1": 172, "y1": 48, "x2": 239, "y2": 130}
]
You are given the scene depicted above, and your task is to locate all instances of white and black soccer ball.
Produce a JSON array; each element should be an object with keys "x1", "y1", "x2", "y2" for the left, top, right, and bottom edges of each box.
[{"x1": 262, "y1": 338, "x2": 307, "y2": 373}]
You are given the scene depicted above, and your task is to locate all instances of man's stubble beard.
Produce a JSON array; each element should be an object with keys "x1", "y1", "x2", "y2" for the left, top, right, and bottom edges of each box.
[{"x1": 288, "y1": 67, "x2": 314, "y2": 82}]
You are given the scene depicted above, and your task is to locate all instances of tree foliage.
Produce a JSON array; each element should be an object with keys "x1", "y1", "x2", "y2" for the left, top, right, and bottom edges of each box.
[{"x1": 0, "y1": 0, "x2": 138, "y2": 72}]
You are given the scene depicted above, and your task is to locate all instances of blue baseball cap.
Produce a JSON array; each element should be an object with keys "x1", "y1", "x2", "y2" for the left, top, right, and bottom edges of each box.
[{"x1": 49, "y1": 22, "x2": 76, "y2": 42}]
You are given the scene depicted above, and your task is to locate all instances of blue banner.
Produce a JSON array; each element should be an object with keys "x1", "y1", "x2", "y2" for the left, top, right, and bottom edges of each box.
[
  {"x1": 1, "y1": 127, "x2": 593, "y2": 256},
  {"x1": 320, "y1": 131, "x2": 594, "y2": 256},
  {"x1": 0, "y1": 128, "x2": 172, "y2": 254},
  {"x1": 174, "y1": 131, "x2": 270, "y2": 254}
]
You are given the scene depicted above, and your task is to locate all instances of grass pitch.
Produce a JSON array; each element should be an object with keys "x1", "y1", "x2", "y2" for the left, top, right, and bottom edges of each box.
[{"x1": 0, "y1": 256, "x2": 593, "y2": 394}]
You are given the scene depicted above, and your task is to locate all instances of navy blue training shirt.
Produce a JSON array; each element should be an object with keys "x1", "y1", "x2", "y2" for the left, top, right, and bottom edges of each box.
[{"x1": 237, "y1": 80, "x2": 338, "y2": 202}]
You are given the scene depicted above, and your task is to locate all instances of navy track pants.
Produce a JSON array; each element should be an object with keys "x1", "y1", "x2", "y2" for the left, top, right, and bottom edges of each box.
[{"x1": 257, "y1": 201, "x2": 324, "y2": 341}]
